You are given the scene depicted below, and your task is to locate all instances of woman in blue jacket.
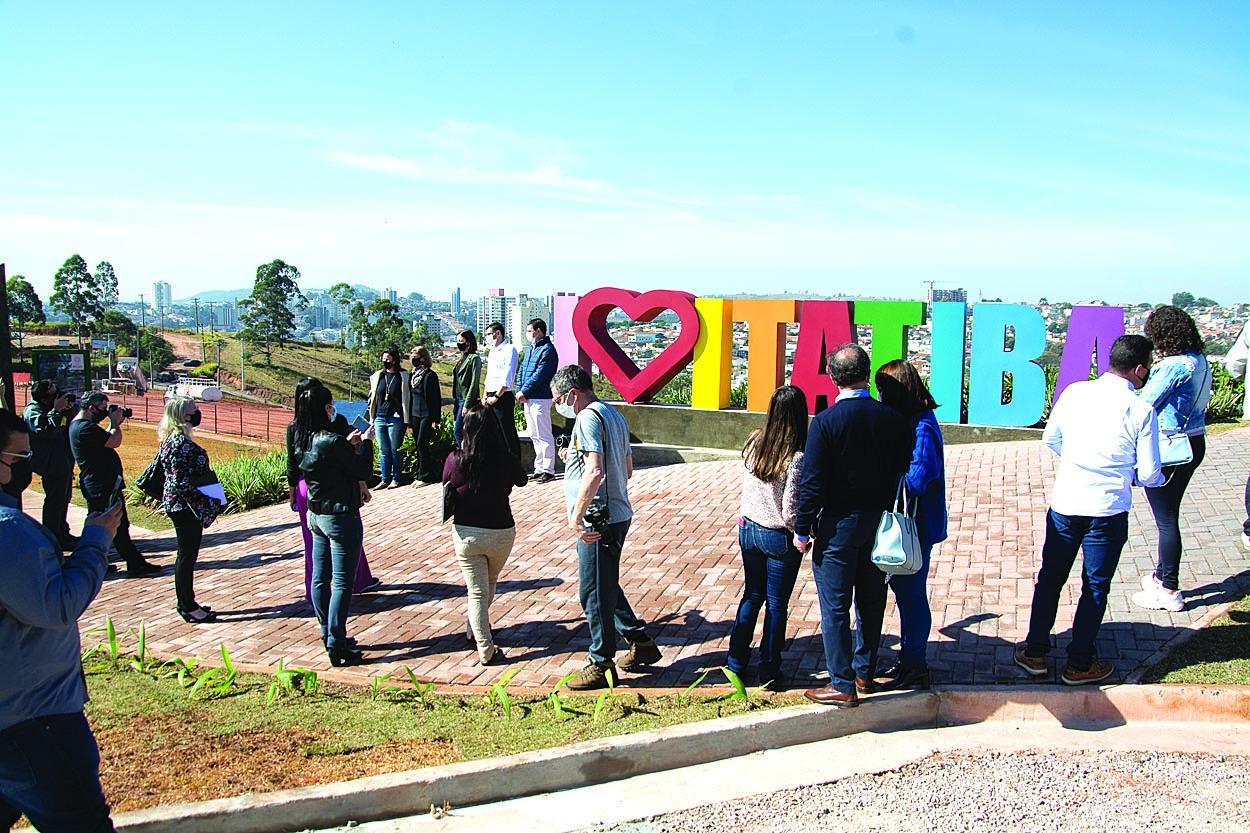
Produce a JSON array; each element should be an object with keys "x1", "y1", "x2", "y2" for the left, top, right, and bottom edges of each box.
[
  {"x1": 874, "y1": 360, "x2": 947, "y2": 690},
  {"x1": 1134, "y1": 306, "x2": 1212, "y2": 613}
]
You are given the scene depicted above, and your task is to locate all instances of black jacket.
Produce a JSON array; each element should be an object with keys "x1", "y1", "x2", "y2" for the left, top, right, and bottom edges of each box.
[
  {"x1": 23, "y1": 401, "x2": 74, "y2": 478},
  {"x1": 409, "y1": 367, "x2": 443, "y2": 422},
  {"x1": 299, "y1": 429, "x2": 369, "y2": 515},
  {"x1": 793, "y1": 395, "x2": 912, "y2": 539}
]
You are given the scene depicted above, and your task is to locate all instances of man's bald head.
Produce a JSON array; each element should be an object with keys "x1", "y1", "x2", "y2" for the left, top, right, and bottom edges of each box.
[{"x1": 827, "y1": 344, "x2": 871, "y2": 388}]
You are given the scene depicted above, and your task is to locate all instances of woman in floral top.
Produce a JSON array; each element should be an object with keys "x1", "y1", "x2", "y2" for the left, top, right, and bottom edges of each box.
[
  {"x1": 157, "y1": 395, "x2": 223, "y2": 623},
  {"x1": 725, "y1": 385, "x2": 808, "y2": 688}
]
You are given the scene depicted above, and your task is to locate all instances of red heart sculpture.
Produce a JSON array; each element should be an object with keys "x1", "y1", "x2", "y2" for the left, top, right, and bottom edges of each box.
[{"x1": 572, "y1": 287, "x2": 701, "y2": 404}]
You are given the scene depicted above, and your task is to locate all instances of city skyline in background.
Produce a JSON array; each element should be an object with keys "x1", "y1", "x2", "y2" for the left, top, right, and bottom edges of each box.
[{"x1": 2, "y1": 3, "x2": 1247, "y2": 305}]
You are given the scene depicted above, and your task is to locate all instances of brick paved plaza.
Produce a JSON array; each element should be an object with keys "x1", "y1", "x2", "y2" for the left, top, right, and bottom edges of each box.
[{"x1": 68, "y1": 426, "x2": 1250, "y2": 689}]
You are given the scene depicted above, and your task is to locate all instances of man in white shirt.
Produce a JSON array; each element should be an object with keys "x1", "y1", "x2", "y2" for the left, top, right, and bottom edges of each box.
[
  {"x1": 483, "y1": 321, "x2": 521, "y2": 459},
  {"x1": 1222, "y1": 318, "x2": 1250, "y2": 550},
  {"x1": 1015, "y1": 334, "x2": 1165, "y2": 686}
]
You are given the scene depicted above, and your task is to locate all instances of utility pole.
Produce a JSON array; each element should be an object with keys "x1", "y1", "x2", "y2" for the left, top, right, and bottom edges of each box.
[
  {"x1": 138, "y1": 293, "x2": 147, "y2": 381},
  {"x1": 193, "y1": 298, "x2": 201, "y2": 339},
  {"x1": 0, "y1": 263, "x2": 14, "y2": 411}
]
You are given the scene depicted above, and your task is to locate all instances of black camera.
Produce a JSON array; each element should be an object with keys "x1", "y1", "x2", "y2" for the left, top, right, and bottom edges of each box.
[
  {"x1": 584, "y1": 499, "x2": 610, "y2": 532},
  {"x1": 555, "y1": 434, "x2": 571, "y2": 449},
  {"x1": 109, "y1": 405, "x2": 134, "y2": 418}
]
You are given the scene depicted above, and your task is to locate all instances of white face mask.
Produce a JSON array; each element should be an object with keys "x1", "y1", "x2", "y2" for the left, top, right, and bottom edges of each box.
[
  {"x1": 527, "y1": 332, "x2": 538, "y2": 345},
  {"x1": 555, "y1": 402, "x2": 576, "y2": 420},
  {"x1": 327, "y1": 406, "x2": 337, "y2": 423}
]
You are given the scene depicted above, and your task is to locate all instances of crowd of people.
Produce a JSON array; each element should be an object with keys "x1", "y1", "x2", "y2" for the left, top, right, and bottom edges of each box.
[{"x1": 1, "y1": 306, "x2": 1248, "y2": 828}]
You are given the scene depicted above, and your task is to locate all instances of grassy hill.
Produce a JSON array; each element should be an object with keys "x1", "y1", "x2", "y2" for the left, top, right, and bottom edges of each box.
[{"x1": 213, "y1": 336, "x2": 454, "y2": 405}]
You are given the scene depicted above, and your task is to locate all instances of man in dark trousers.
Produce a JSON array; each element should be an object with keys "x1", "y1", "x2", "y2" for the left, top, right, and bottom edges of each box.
[
  {"x1": 793, "y1": 344, "x2": 911, "y2": 708},
  {"x1": 68, "y1": 392, "x2": 160, "y2": 577},
  {"x1": 24, "y1": 380, "x2": 78, "y2": 549}
]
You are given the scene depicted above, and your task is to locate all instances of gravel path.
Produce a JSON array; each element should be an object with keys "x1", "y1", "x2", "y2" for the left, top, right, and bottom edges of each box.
[{"x1": 591, "y1": 750, "x2": 1250, "y2": 833}]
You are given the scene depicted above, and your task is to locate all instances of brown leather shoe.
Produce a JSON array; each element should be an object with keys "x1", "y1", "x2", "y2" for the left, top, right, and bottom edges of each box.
[
  {"x1": 803, "y1": 685, "x2": 859, "y2": 708},
  {"x1": 855, "y1": 676, "x2": 877, "y2": 695}
]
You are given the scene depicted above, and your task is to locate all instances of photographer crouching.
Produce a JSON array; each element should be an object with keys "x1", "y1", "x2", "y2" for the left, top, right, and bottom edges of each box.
[
  {"x1": 552, "y1": 365, "x2": 662, "y2": 690},
  {"x1": 69, "y1": 393, "x2": 160, "y2": 578}
]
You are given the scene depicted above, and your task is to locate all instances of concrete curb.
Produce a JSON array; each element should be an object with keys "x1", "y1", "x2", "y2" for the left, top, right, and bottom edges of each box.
[{"x1": 113, "y1": 684, "x2": 1250, "y2": 833}]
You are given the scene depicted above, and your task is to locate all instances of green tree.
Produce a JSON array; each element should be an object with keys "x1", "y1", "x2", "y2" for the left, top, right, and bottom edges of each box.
[
  {"x1": 1194, "y1": 296, "x2": 1219, "y2": 308},
  {"x1": 361, "y1": 298, "x2": 410, "y2": 354},
  {"x1": 49, "y1": 254, "x2": 104, "y2": 346},
  {"x1": 95, "y1": 309, "x2": 138, "y2": 343},
  {"x1": 94, "y1": 261, "x2": 120, "y2": 310},
  {"x1": 410, "y1": 322, "x2": 442, "y2": 352},
  {"x1": 137, "y1": 328, "x2": 176, "y2": 370},
  {"x1": 238, "y1": 259, "x2": 306, "y2": 366},
  {"x1": 1172, "y1": 291, "x2": 1195, "y2": 308},
  {"x1": 6, "y1": 274, "x2": 44, "y2": 354}
]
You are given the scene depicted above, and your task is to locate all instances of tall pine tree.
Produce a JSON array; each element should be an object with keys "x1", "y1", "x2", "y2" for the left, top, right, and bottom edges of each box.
[{"x1": 238, "y1": 259, "x2": 307, "y2": 366}]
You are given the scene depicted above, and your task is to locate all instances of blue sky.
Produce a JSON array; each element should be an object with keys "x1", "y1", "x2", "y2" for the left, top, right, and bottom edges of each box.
[{"x1": 2, "y1": 2, "x2": 1247, "y2": 305}]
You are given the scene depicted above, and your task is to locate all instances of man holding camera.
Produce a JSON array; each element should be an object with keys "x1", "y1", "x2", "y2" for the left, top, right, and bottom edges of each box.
[
  {"x1": 23, "y1": 380, "x2": 79, "y2": 549},
  {"x1": 69, "y1": 393, "x2": 160, "y2": 577},
  {"x1": 0, "y1": 407, "x2": 123, "y2": 833},
  {"x1": 552, "y1": 365, "x2": 662, "y2": 690}
]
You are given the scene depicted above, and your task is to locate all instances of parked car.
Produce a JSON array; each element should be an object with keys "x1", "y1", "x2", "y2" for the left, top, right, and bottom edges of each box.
[{"x1": 181, "y1": 359, "x2": 202, "y2": 368}]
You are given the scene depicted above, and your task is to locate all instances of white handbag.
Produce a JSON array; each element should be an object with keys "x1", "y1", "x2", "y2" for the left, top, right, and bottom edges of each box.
[
  {"x1": 1157, "y1": 358, "x2": 1209, "y2": 468},
  {"x1": 871, "y1": 478, "x2": 923, "y2": 576}
]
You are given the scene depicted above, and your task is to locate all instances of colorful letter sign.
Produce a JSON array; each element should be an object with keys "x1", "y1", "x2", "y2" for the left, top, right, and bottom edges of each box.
[{"x1": 553, "y1": 287, "x2": 1124, "y2": 428}]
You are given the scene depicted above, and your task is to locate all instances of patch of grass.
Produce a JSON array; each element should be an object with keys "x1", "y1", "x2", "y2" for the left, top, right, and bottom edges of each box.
[
  {"x1": 1142, "y1": 594, "x2": 1250, "y2": 684},
  {"x1": 83, "y1": 661, "x2": 800, "y2": 812}
]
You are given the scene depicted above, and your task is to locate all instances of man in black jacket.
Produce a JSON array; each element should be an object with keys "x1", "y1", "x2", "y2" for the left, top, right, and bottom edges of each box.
[
  {"x1": 793, "y1": 344, "x2": 911, "y2": 708},
  {"x1": 23, "y1": 380, "x2": 78, "y2": 548}
]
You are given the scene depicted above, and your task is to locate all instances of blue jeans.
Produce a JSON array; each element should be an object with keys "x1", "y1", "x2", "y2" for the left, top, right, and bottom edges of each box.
[
  {"x1": 309, "y1": 510, "x2": 364, "y2": 652},
  {"x1": 887, "y1": 543, "x2": 934, "y2": 671},
  {"x1": 577, "y1": 519, "x2": 649, "y2": 665},
  {"x1": 373, "y1": 415, "x2": 406, "y2": 484},
  {"x1": 1025, "y1": 509, "x2": 1128, "y2": 670},
  {"x1": 0, "y1": 712, "x2": 114, "y2": 833},
  {"x1": 453, "y1": 399, "x2": 465, "y2": 447},
  {"x1": 726, "y1": 518, "x2": 802, "y2": 681},
  {"x1": 811, "y1": 512, "x2": 888, "y2": 695}
]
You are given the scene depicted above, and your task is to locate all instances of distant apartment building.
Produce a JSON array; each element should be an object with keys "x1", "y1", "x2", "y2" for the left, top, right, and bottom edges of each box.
[
  {"x1": 509, "y1": 294, "x2": 551, "y2": 349},
  {"x1": 312, "y1": 305, "x2": 330, "y2": 329},
  {"x1": 451, "y1": 287, "x2": 462, "y2": 319},
  {"x1": 153, "y1": 281, "x2": 172, "y2": 313},
  {"x1": 927, "y1": 287, "x2": 968, "y2": 304},
  {"x1": 414, "y1": 313, "x2": 446, "y2": 337},
  {"x1": 385, "y1": 287, "x2": 398, "y2": 304},
  {"x1": 477, "y1": 288, "x2": 511, "y2": 337}
]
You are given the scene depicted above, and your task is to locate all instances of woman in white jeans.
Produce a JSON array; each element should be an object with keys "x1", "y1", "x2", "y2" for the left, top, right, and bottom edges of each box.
[{"x1": 442, "y1": 404, "x2": 528, "y2": 664}]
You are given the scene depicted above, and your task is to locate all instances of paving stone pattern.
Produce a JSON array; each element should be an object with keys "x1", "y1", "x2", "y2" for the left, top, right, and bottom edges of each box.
[{"x1": 75, "y1": 426, "x2": 1250, "y2": 689}]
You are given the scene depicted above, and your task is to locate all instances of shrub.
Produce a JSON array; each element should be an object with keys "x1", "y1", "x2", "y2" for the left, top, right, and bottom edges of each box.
[
  {"x1": 189, "y1": 363, "x2": 219, "y2": 378},
  {"x1": 1207, "y1": 363, "x2": 1245, "y2": 424},
  {"x1": 214, "y1": 450, "x2": 288, "y2": 513}
]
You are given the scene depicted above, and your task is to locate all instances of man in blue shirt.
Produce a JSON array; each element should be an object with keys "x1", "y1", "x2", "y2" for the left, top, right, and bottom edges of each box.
[
  {"x1": 792, "y1": 345, "x2": 912, "y2": 708},
  {"x1": 0, "y1": 408, "x2": 122, "y2": 832},
  {"x1": 1015, "y1": 335, "x2": 1164, "y2": 685},
  {"x1": 515, "y1": 318, "x2": 559, "y2": 483}
]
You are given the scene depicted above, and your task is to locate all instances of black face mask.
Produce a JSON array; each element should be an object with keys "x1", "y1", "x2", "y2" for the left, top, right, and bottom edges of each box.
[
  {"x1": 89, "y1": 407, "x2": 109, "y2": 423},
  {"x1": 383, "y1": 360, "x2": 394, "y2": 369},
  {"x1": 1, "y1": 459, "x2": 32, "y2": 496},
  {"x1": 457, "y1": 343, "x2": 469, "y2": 353},
  {"x1": 188, "y1": 411, "x2": 203, "y2": 428}
]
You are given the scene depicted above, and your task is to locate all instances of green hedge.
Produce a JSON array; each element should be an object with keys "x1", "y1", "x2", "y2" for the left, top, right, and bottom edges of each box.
[{"x1": 213, "y1": 449, "x2": 289, "y2": 513}]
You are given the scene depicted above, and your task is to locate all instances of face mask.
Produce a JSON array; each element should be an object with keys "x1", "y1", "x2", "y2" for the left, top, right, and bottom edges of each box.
[
  {"x1": 527, "y1": 333, "x2": 538, "y2": 346},
  {"x1": 556, "y1": 402, "x2": 576, "y2": 420},
  {"x1": 327, "y1": 407, "x2": 337, "y2": 423},
  {"x1": 458, "y1": 343, "x2": 469, "y2": 353},
  {"x1": 1, "y1": 458, "x2": 32, "y2": 494},
  {"x1": 188, "y1": 411, "x2": 203, "y2": 428},
  {"x1": 90, "y1": 407, "x2": 108, "y2": 423},
  {"x1": 383, "y1": 360, "x2": 394, "y2": 369}
]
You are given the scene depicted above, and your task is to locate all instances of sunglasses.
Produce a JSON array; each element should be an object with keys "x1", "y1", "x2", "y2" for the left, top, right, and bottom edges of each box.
[{"x1": 0, "y1": 450, "x2": 33, "y2": 461}]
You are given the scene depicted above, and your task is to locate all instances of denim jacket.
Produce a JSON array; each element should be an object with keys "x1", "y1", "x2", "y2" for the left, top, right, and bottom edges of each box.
[{"x1": 1140, "y1": 352, "x2": 1211, "y2": 436}]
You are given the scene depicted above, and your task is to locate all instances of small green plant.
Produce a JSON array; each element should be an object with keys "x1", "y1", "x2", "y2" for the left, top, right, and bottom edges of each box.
[
  {"x1": 367, "y1": 671, "x2": 402, "y2": 702},
  {"x1": 188, "y1": 643, "x2": 239, "y2": 697},
  {"x1": 721, "y1": 666, "x2": 749, "y2": 702},
  {"x1": 127, "y1": 621, "x2": 153, "y2": 673},
  {"x1": 593, "y1": 666, "x2": 618, "y2": 723},
  {"x1": 402, "y1": 666, "x2": 437, "y2": 708},
  {"x1": 106, "y1": 616, "x2": 121, "y2": 664},
  {"x1": 487, "y1": 667, "x2": 524, "y2": 719},
  {"x1": 677, "y1": 669, "x2": 712, "y2": 704},
  {"x1": 547, "y1": 671, "x2": 579, "y2": 717},
  {"x1": 160, "y1": 657, "x2": 201, "y2": 688},
  {"x1": 268, "y1": 659, "x2": 321, "y2": 704}
]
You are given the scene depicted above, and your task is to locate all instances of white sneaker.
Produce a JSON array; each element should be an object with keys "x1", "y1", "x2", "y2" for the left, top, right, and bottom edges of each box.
[
  {"x1": 1140, "y1": 573, "x2": 1163, "y2": 593},
  {"x1": 1133, "y1": 586, "x2": 1184, "y2": 613}
]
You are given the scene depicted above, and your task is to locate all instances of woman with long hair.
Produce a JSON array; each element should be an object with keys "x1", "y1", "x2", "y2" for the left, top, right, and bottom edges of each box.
[
  {"x1": 366, "y1": 345, "x2": 410, "y2": 490},
  {"x1": 296, "y1": 384, "x2": 371, "y2": 666},
  {"x1": 874, "y1": 360, "x2": 947, "y2": 690},
  {"x1": 157, "y1": 395, "x2": 223, "y2": 623},
  {"x1": 408, "y1": 345, "x2": 443, "y2": 486},
  {"x1": 725, "y1": 385, "x2": 808, "y2": 687},
  {"x1": 443, "y1": 404, "x2": 527, "y2": 664},
  {"x1": 451, "y1": 329, "x2": 481, "y2": 447},
  {"x1": 1134, "y1": 305, "x2": 1212, "y2": 613},
  {"x1": 287, "y1": 377, "x2": 378, "y2": 604}
]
